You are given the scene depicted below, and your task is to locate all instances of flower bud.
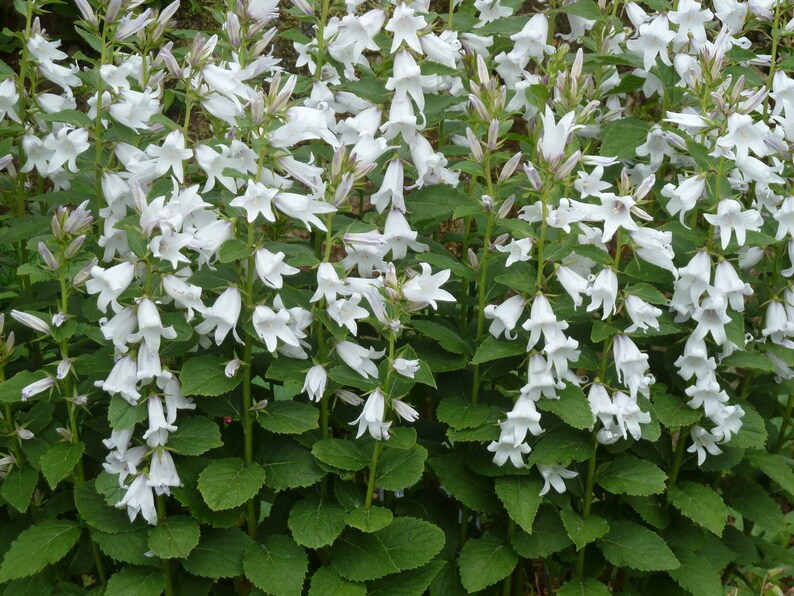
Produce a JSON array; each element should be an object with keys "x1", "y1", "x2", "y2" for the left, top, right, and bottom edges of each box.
[
  {"x1": 499, "y1": 153, "x2": 521, "y2": 183},
  {"x1": 523, "y1": 162, "x2": 543, "y2": 191},
  {"x1": 468, "y1": 94, "x2": 489, "y2": 121},
  {"x1": 571, "y1": 48, "x2": 584, "y2": 80},
  {"x1": 497, "y1": 194, "x2": 515, "y2": 219},
  {"x1": 65, "y1": 235, "x2": 86, "y2": 258},
  {"x1": 105, "y1": 0, "x2": 122, "y2": 23},
  {"x1": 468, "y1": 248, "x2": 479, "y2": 270},
  {"x1": 73, "y1": 257, "x2": 98, "y2": 288},
  {"x1": 11, "y1": 310, "x2": 50, "y2": 335},
  {"x1": 466, "y1": 127, "x2": 483, "y2": 162},
  {"x1": 634, "y1": 174, "x2": 655, "y2": 201},
  {"x1": 56, "y1": 427, "x2": 73, "y2": 442},
  {"x1": 225, "y1": 11, "x2": 241, "y2": 47},
  {"x1": 225, "y1": 358, "x2": 242, "y2": 378},
  {"x1": 739, "y1": 89, "x2": 767, "y2": 114},
  {"x1": 75, "y1": 0, "x2": 98, "y2": 26},
  {"x1": 554, "y1": 150, "x2": 581, "y2": 179},
  {"x1": 481, "y1": 194, "x2": 494, "y2": 211},
  {"x1": 487, "y1": 119, "x2": 499, "y2": 150},
  {"x1": 4, "y1": 331, "x2": 15, "y2": 357},
  {"x1": 21, "y1": 376, "x2": 55, "y2": 401},
  {"x1": 292, "y1": 0, "x2": 313, "y2": 15},
  {"x1": 476, "y1": 54, "x2": 490, "y2": 86},
  {"x1": 337, "y1": 389, "x2": 363, "y2": 406},
  {"x1": 57, "y1": 359, "x2": 72, "y2": 380},
  {"x1": 38, "y1": 242, "x2": 58, "y2": 271}
]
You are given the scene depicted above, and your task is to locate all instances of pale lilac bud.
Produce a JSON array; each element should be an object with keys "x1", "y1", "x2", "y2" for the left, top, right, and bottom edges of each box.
[
  {"x1": 51, "y1": 312, "x2": 67, "y2": 328},
  {"x1": 225, "y1": 358, "x2": 242, "y2": 378},
  {"x1": 487, "y1": 119, "x2": 499, "y2": 150},
  {"x1": 225, "y1": 12, "x2": 241, "y2": 46},
  {"x1": 56, "y1": 427, "x2": 73, "y2": 442},
  {"x1": 57, "y1": 359, "x2": 72, "y2": 380},
  {"x1": 292, "y1": 0, "x2": 313, "y2": 15},
  {"x1": 731, "y1": 75, "x2": 745, "y2": 104},
  {"x1": 466, "y1": 128, "x2": 483, "y2": 163},
  {"x1": 22, "y1": 376, "x2": 56, "y2": 401},
  {"x1": 468, "y1": 94, "x2": 489, "y2": 121},
  {"x1": 38, "y1": 242, "x2": 58, "y2": 271},
  {"x1": 580, "y1": 100, "x2": 600, "y2": 120},
  {"x1": 16, "y1": 428, "x2": 34, "y2": 440},
  {"x1": 272, "y1": 75, "x2": 297, "y2": 113},
  {"x1": 739, "y1": 89, "x2": 767, "y2": 114},
  {"x1": 11, "y1": 310, "x2": 50, "y2": 335},
  {"x1": 65, "y1": 235, "x2": 86, "y2": 258},
  {"x1": 523, "y1": 162, "x2": 542, "y2": 191},
  {"x1": 105, "y1": 0, "x2": 122, "y2": 23},
  {"x1": 635, "y1": 174, "x2": 655, "y2": 201},
  {"x1": 337, "y1": 389, "x2": 364, "y2": 406},
  {"x1": 73, "y1": 258, "x2": 98, "y2": 287},
  {"x1": 51, "y1": 214, "x2": 64, "y2": 240},
  {"x1": 75, "y1": 0, "x2": 98, "y2": 26},
  {"x1": 481, "y1": 194, "x2": 494, "y2": 212},
  {"x1": 393, "y1": 399, "x2": 419, "y2": 422},
  {"x1": 497, "y1": 195, "x2": 515, "y2": 219},
  {"x1": 572, "y1": 48, "x2": 584, "y2": 80},
  {"x1": 499, "y1": 153, "x2": 521, "y2": 183},
  {"x1": 555, "y1": 150, "x2": 582, "y2": 179},
  {"x1": 476, "y1": 54, "x2": 490, "y2": 86},
  {"x1": 250, "y1": 92, "x2": 266, "y2": 124},
  {"x1": 72, "y1": 394, "x2": 88, "y2": 406},
  {"x1": 334, "y1": 173, "x2": 354, "y2": 207},
  {"x1": 4, "y1": 331, "x2": 15, "y2": 357}
]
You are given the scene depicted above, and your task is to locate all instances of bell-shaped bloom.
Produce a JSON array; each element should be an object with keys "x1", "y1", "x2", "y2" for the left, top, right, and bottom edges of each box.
[
  {"x1": 148, "y1": 130, "x2": 192, "y2": 182},
  {"x1": 586, "y1": 268, "x2": 618, "y2": 320},
  {"x1": 714, "y1": 256, "x2": 757, "y2": 313},
  {"x1": 336, "y1": 341, "x2": 385, "y2": 379},
  {"x1": 522, "y1": 294, "x2": 569, "y2": 350},
  {"x1": 538, "y1": 464, "x2": 578, "y2": 496},
  {"x1": 626, "y1": 15, "x2": 676, "y2": 71},
  {"x1": 691, "y1": 294, "x2": 732, "y2": 345},
  {"x1": 117, "y1": 474, "x2": 157, "y2": 525},
  {"x1": 613, "y1": 334, "x2": 652, "y2": 398},
  {"x1": 538, "y1": 106, "x2": 579, "y2": 163},
  {"x1": 147, "y1": 450, "x2": 181, "y2": 492},
  {"x1": 495, "y1": 237, "x2": 533, "y2": 267},
  {"x1": 687, "y1": 426, "x2": 723, "y2": 466},
  {"x1": 487, "y1": 436, "x2": 531, "y2": 467},
  {"x1": 143, "y1": 396, "x2": 177, "y2": 447},
  {"x1": 162, "y1": 275, "x2": 205, "y2": 321},
  {"x1": 590, "y1": 194, "x2": 640, "y2": 243},
  {"x1": 194, "y1": 287, "x2": 242, "y2": 345},
  {"x1": 302, "y1": 364, "x2": 327, "y2": 402},
  {"x1": 704, "y1": 199, "x2": 763, "y2": 250},
  {"x1": 384, "y1": 3, "x2": 426, "y2": 54},
  {"x1": 484, "y1": 295, "x2": 525, "y2": 340},
  {"x1": 613, "y1": 390, "x2": 652, "y2": 440},
  {"x1": 273, "y1": 191, "x2": 336, "y2": 231},
  {"x1": 711, "y1": 404, "x2": 744, "y2": 442},
  {"x1": 382, "y1": 209, "x2": 428, "y2": 260},
  {"x1": 328, "y1": 295, "x2": 369, "y2": 336},
  {"x1": 500, "y1": 397, "x2": 544, "y2": 446},
  {"x1": 351, "y1": 389, "x2": 391, "y2": 440},
  {"x1": 253, "y1": 305, "x2": 300, "y2": 353},
  {"x1": 42, "y1": 127, "x2": 90, "y2": 174},
  {"x1": 159, "y1": 375, "x2": 196, "y2": 425},
  {"x1": 371, "y1": 159, "x2": 405, "y2": 213},
  {"x1": 556, "y1": 265, "x2": 590, "y2": 308},
  {"x1": 128, "y1": 298, "x2": 177, "y2": 356},
  {"x1": 230, "y1": 181, "x2": 278, "y2": 223},
  {"x1": 402, "y1": 264, "x2": 454, "y2": 310},
  {"x1": 393, "y1": 358, "x2": 420, "y2": 378},
  {"x1": 624, "y1": 295, "x2": 662, "y2": 333},
  {"x1": 674, "y1": 335, "x2": 716, "y2": 382},
  {"x1": 255, "y1": 249, "x2": 300, "y2": 289},
  {"x1": 393, "y1": 399, "x2": 419, "y2": 422},
  {"x1": 99, "y1": 308, "x2": 135, "y2": 354},
  {"x1": 86, "y1": 261, "x2": 135, "y2": 313},
  {"x1": 686, "y1": 376, "x2": 729, "y2": 418},
  {"x1": 96, "y1": 355, "x2": 140, "y2": 404},
  {"x1": 509, "y1": 13, "x2": 553, "y2": 62},
  {"x1": 310, "y1": 263, "x2": 347, "y2": 303}
]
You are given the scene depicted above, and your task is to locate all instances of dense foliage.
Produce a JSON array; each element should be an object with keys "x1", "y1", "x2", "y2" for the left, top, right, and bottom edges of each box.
[{"x1": 0, "y1": 0, "x2": 792, "y2": 594}]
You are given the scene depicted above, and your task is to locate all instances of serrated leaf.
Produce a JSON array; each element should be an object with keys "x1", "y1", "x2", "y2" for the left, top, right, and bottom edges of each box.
[
  {"x1": 723, "y1": 478, "x2": 785, "y2": 530},
  {"x1": 368, "y1": 560, "x2": 444, "y2": 596},
  {"x1": 312, "y1": 439, "x2": 370, "y2": 472},
  {"x1": 596, "y1": 455, "x2": 667, "y2": 496},
  {"x1": 429, "y1": 454, "x2": 501, "y2": 513},
  {"x1": 148, "y1": 515, "x2": 200, "y2": 559},
  {"x1": 511, "y1": 506, "x2": 572, "y2": 558},
  {"x1": 331, "y1": 517, "x2": 444, "y2": 582},
  {"x1": 730, "y1": 404, "x2": 767, "y2": 449},
  {"x1": 411, "y1": 320, "x2": 472, "y2": 356},
  {"x1": 558, "y1": 578, "x2": 611, "y2": 596},
  {"x1": 652, "y1": 391, "x2": 701, "y2": 428},
  {"x1": 94, "y1": 528, "x2": 155, "y2": 565},
  {"x1": 105, "y1": 566, "x2": 166, "y2": 596},
  {"x1": 436, "y1": 399, "x2": 501, "y2": 430},
  {"x1": 667, "y1": 550, "x2": 722, "y2": 596},
  {"x1": 244, "y1": 535, "x2": 309, "y2": 596},
  {"x1": 39, "y1": 442, "x2": 85, "y2": 489},
  {"x1": 258, "y1": 401, "x2": 319, "y2": 435},
  {"x1": 527, "y1": 428, "x2": 593, "y2": 466},
  {"x1": 458, "y1": 534, "x2": 518, "y2": 592},
  {"x1": 289, "y1": 497, "x2": 347, "y2": 548},
  {"x1": 597, "y1": 520, "x2": 679, "y2": 571},
  {"x1": 183, "y1": 527, "x2": 252, "y2": 578},
  {"x1": 346, "y1": 506, "x2": 393, "y2": 533},
  {"x1": 721, "y1": 350, "x2": 776, "y2": 373},
  {"x1": 74, "y1": 480, "x2": 143, "y2": 534},
  {"x1": 108, "y1": 395, "x2": 148, "y2": 429},
  {"x1": 0, "y1": 521, "x2": 82, "y2": 582},
  {"x1": 471, "y1": 335, "x2": 526, "y2": 365},
  {"x1": 1, "y1": 465, "x2": 38, "y2": 513},
  {"x1": 374, "y1": 444, "x2": 427, "y2": 491},
  {"x1": 600, "y1": 118, "x2": 650, "y2": 160},
  {"x1": 668, "y1": 481, "x2": 727, "y2": 536},
  {"x1": 624, "y1": 283, "x2": 668, "y2": 305},
  {"x1": 494, "y1": 476, "x2": 543, "y2": 533},
  {"x1": 181, "y1": 355, "x2": 243, "y2": 396},
  {"x1": 746, "y1": 451, "x2": 794, "y2": 497},
  {"x1": 560, "y1": 510, "x2": 610, "y2": 550},
  {"x1": 536, "y1": 383, "x2": 595, "y2": 429},
  {"x1": 197, "y1": 458, "x2": 266, "y2": 511},
  {"x1": 559, "y1": 0, "x2": 602, "y2": 20},
  {"x1": 167, "y1": 416, "x2": 223, "y2": 455},
  {"x1": 260, "y1": 437, "x2": 325, "y2": 490},
  {"x1": 308, "y1": 567, "x2": 366, "y2": 596},
  {"x1": 218, "y1": 239, "x2": 250, "y2": 263}
]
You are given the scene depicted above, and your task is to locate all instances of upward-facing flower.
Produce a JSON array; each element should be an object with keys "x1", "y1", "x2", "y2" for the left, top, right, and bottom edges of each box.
[
  {"x1": 86, "y1": 261, "x2": 135, "y2": 313},
  {"x1": 626, "y1": 15, "x2": 676, "y2": 71},
  {"x1": 402, "y1": 264, "x2": 454, "y2": 310},
  {"x1": 538, "y1": 106, "x2": 579, "y2": 163},
  {"x1": 336, "y1": 341, "x2": 385, "y2": 379},
  {"x1": 704, "y1": 199, "x2": 763, "y2": 250},
  {"x1": 230, "y1": 181, "x2": 278, "y2": 223},
  {"x1": 252, "y1": 305, "x2": 301, "y2": 353},
  {"x1": 149, "y1": 130, "x2": 192, "y2": 182}
]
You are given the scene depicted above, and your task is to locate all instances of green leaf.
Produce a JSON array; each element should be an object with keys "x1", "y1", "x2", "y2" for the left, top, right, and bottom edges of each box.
[
  {"x1": 746, "y1": 451, "x2": 794, "y2": 497},
  {"x1": 623, "y1": 283, "x2": 668, "y2": 305},
  {"x1": 148, "y1": 515, "x2": 201, "y2": 559},
  {"x1": 289, "y1": 497, "x2": 347, "y2": 548},
  {"x1": 411, "y1": 320, "x2": 472, "y2": 356},
  {"x1": 511, "y1": 506, "x2": 572, "y2": 558},
  {"x1": 527, "y1": 428, "x2": 593, "y2": 466},
  {"x1": 0, "y1": 370, "x2": 49, "y2": 403},
  {"x1": 308, "y1": 567, "x2": 366, "y2": 596},
  {"x1": 374, "y1": 444, "x2": 427, "y2": 491},
  {"x1": 331, "y1": 517, "x2": 444, "y2": 582},
  {"x1": 93, "y1": 529, "x2": 152, "y2": 565},
  {"x1": 652, "y1": 390, "x2": 701, "y2": 428},
  {"x1": 346, "y1": 506, "x2": 393, "y2": 533},
  {"x1": 494, "y1": 476, "x2": 543, "y2": 533},
  {"x1": 244, "y1": 535, "x2": 308, "y2": 596},
  {"x1": 368, "y1": 560, "x2": 444, "y2": 596},
  {"x1": 39, "y1": 442, "x2": 85, "y2": 489},
  {"x1": 183, "y1": 527, "x2": 252, "y2": 578},
  {"x1": 560, "y1": 510, "x2": 610, "y2": 550},
  {"x1": 181, "y1": 355, "x2": 243, "y2": 396},
  {"x1": 0, "y1": 520, "x2": 82, "y2": 582},
  {"x1": 108, "y1": 395, "x2": 149, "y2": 429},
  {"x1": 729, "y1": 404, "x2": 767, "y2": 449},
  {"x1": 198, "y1": 458, "x2": 266, "y2": 511},
  {"x1": 723, "y1": 478, "x2": 785, "y2": 531},
  {"x1": 536, "y1": 383, "x2": 595, "y2": 429},
  {"x1": 404, "y1": 185, "x2": 468, "y2": 226},
  {"x1": 597, "y1": 520, "x2": 679, "y2": 571},
  {"x1": 260, "y1": 437, "x2": 325, "y2": 490},
  {"x1": 105, "y1": 567, "x2": 166, "y2": 596},
  {"x1": 436, "y1": 399, "x2": 501, "y2": 430},
  {"x1": 721, "y1": 350, "x2": 776, "y2": 373},
  {"x1": 668, "y1": 481, "x2": 728, "y2": 536},
  {"x1": 167, "y1": 416, "x2": 223, "y2": 455},
  {"x1": 258, "y1": 401, "x2": 319, "y2": 435},
  {"x1": 312, "y1": 439, "x2": 370, "y2": 472},
  {"x1": 470, "y1": 335, "x2": 526, "y2": 365},
  {"x1": 558, "y1": 578, "x2": 611, "y2": 596},
  {"x1": 0, "y1": 465, "x2": 38, "y2": 513},
  {"x1": 667, "y1": 550, "x2": 723, "y2": 596},
  {"x1": 429, "y1": 454, "x2": 501, "y2": 513},
  {"x1": 74, "y1": 480, "x2": 142, "y2": 534},
  {"x1": 600, "y1": 118, "x2": 650, "y2": 160},
  {"x1": 596, "y1": 455, "x2": 667, "y2": 496},
  {"x1": 559, "y1": 0, "x2": 601, "y2": 20},
  {"x1": 218, "y1": 239, "x2": 250, "y2": 263},
  {"x1": 458, "y1": 534, "x2": 519, "y2": 592}
]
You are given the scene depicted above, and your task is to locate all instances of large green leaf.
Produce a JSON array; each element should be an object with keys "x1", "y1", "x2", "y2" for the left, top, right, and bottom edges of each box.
[
  {"x1": 368, "y1": 560, "x2": 445, "y2": 595},
  {"x1": 40, "y1": 441, "x2": 85, "y2": 489},
  {"x1": 148, "y1": 515, "x2": 201, "y2": 559},
  {"x1": 723, "y1": 478, "x2": 785, "y2": 531},
  {"x1": 558, "y1": 578, "x2": 611, "y2": 596},
  {"x1": 470, "y1": 335, "x2": 526, "y2": 365},
  {"x1": 260, "y1": 437, "x2": 325, "y2": 491},
  {"x1": 746, "y1": 451, "x2": 794, "y2": 497},
  {"x1": 0, "y1": 520, "x2": 82, "y2": 582},
  {"x1": 197, "y1": 458, "x2": 266, "y2": 511},
  {"x1": 436, "y1": 399, "x2": 500, "y2": 429},
  {"x1": 560, "y1": 510, "x2": 610, "y2": 550},
  {"x1": 597, "y1": 520, "x2": 679, "y2": 571},
  {"x1": 411, "y1": 320, "x2": 472, "y2": 356},
  {"x1": 667, "y1": 550, "x2": 723, "y2": 596},
  {"x1": 74, "y1": 480, "x2": 143, "y2": 533},
  {"x1": 181, "y1": 355, "x2": 243, "y2": 396},
  {"x1": 258, "y1": 401, "x2": 319, "y2": 435},
  {"x1": 288, "y1": 497, "x2": 347, "y2": 548},
  {"x1": 183, "y1": 527, "x2": 252, "y2": 578},
  {"x1": 1, "y1": 465, "x2": 38, "y2": 513},
  {"x1": 345, "y1": 506, "x2": 393, "y2": 533},
  {"x1": 494, "y1": 476, "x2": 542, "y2": 533},
  {"x1": 374, "y1": 444, "x2": 427, "y2": 491},
  {"x1": 167, "y1": 416, "x2": 223, "y2": 455},
  {"x1": 536, "y1": 383, "x2": 595, "y2": 429},
  {"x1": 330, "y1": 517, "x2": 444, "y2": 582},
  {"x1": 652, "y1": 391, "x2": 701, "y2": 428},
  {"x1": 105, "y1": 566, "x2": 166, "y2": 596},
  {"x1": 312, "y1": 439, "x2": 370, "y2": 472},
  {"x1": 93, "y1": 528, "x2": 152, "y2": 565},
  {"x1": 668, "y1": 481, "x2": 727, "y2": 536},
  {"x1": 596, "y1": 455, "x2": 667, "y2": 496},
  {"x1": 428, "y1": 454, "x2": 501, "y2": 513},
  {"x1": 108, "y1": 395, "x2": 148, "y2": 429},
  {"x1": 243, "y1": 535, "x2": 308, "y2": 596},
  {"x1": 458, "y1": 534, "x2": 519, "y2": 592},
  {"x1": 308, "y1": 566, "x2": 366, "y2": 596},
  {"x1": 510, "y1": 506, "x2": 572, "y2": 558}
]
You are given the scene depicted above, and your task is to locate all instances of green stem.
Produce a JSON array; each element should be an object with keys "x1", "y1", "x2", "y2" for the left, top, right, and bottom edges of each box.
[
  {"x1": 471, "y1": 214, "x2": 494, "y2": 405},
  {"x1": 535, "y1": 182, "x2": 550, "y2": 291},
  {"x1": 575, "y1": 439, "x2": 598, "y2": 577},
  {"x1": 157, "y1": 496, "x2": 175, "y2": 596},
  {"x1": 364, "y1": 442, "x2": 382, "y2": 509},
  {"x1": 775, "y1": 394, "x2": 794, "y2": 453},
  {"x1": 501, "y1": 520, "x2": 516, "y2": 595},
  {"x1": 242, "y1": 222, "x2": 257, "y2": 538},
  {"x1": 313, "y1": 0, "x2": 332, "y2": 80},
  {"x1": 94, "y1": 19, "x2": 109, "y2": 212},
  {"x1": 668, "y1": 429, "x2": 689, "y2": 487}
]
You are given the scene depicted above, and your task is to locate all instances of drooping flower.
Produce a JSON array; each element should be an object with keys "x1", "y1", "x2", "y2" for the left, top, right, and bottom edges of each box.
[
  {"x1": 302, "y1": 364, "x2": 328, "y2": 402},
  {"x1": 351, "y1": 389, "x2": 391, "y2": 440}
]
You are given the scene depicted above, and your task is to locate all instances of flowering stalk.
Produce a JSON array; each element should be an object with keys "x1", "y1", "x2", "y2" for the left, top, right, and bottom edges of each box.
[
  {"x1": 364, "y1": 330, "x2": 395, "y2": 509},
  {"x1": 241, "y1": 220, "x2": 257, "y2": 538},
  {"x1": 93, "y1": 13, "x2": 110, "y2": 212}
]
